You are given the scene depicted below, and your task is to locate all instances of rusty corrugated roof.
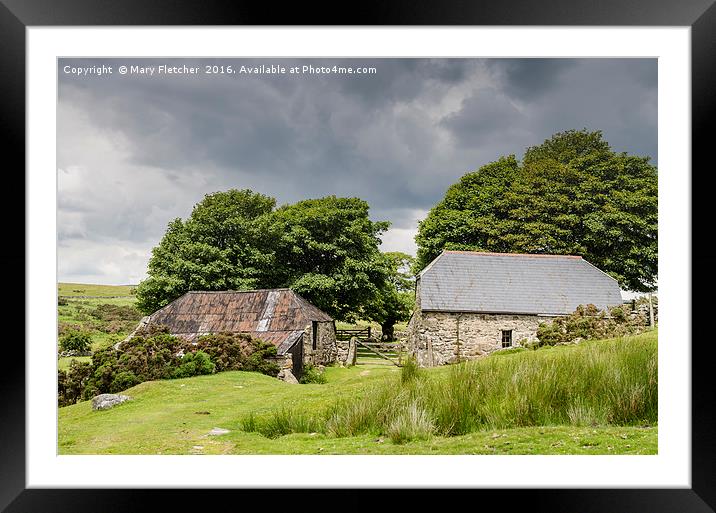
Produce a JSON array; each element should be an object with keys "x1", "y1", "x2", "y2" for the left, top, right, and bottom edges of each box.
[{"x1": 148, "y1": 288, "x2": 331, "y2": 353}]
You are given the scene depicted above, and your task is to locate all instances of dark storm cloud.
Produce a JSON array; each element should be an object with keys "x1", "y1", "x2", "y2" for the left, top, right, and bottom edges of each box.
[
  {"x1": 57, "y1": 58, "x2": 657, "y2": 284},
  {"x1": 488, "y1": 59, "x2": 575, "y2": 101}
]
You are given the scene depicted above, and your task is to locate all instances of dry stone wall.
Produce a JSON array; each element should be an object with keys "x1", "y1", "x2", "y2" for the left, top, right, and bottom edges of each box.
[{"x1": 303, "y1": 321, "x2": 338, "y2": 366}]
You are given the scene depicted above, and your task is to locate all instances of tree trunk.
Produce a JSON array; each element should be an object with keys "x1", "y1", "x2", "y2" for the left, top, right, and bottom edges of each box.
[{"x1": 381, "y1": 322, "x2": 395, "y2": 341}]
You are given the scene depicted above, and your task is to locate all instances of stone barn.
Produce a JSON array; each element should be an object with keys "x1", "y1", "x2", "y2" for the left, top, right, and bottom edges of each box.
[
  {"x1": 142, "y1": 289, "x2": 337, "y2": 379},
  {"x1": 406, "y1": 251, "x2": 623, "y2": 367}
]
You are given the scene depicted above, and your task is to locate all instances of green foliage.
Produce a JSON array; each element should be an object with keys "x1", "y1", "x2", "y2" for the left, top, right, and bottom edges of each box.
[
  {"x1": 269, "y1": 196, "x2": 391, "y2": 321},
  {"x1": 59, "y1": 331, "x2": 92, "y2": 353},
  {"x1": 136, "y1": 189, "x2": 278, "y2": 313},
  {"x1": 192, "y1": 332, "x2": 280, "y2": 376},
  {"x1": 58, "y1": 359, "x2": 93, "y2": 407},
  {"x1": 415, "y1": 130, "x2": 658, "y2": 292},
  {"x1": 136, "y1": 191, "x2": 391, "y2": 322},
  {"x1": 361, "y1": 252, "x2": 415, "y2": 340},
  {"x1": 171, "y1": 351, "x2": 216, "y2": 379},
  {"x1": 536, "y1": 304, "x2": 650, "y2": 346},
  {"x1": 58, "y1": 297, "x2": 69, "y2": 306},
  {"x1": 59, "y1": 326, "x2": 279, "y2": 406},
  {"x1": 299, "y1": 364, "x2": 327, "y2": 384}
]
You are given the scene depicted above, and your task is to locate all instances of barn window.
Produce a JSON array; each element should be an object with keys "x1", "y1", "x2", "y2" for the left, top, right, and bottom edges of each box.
[
  {"x1": 312, "y1": 321, "x2": 318, "y2": 350},
  {"x1": 501, "y1": 330, "x2": 513, "y2": 348}
]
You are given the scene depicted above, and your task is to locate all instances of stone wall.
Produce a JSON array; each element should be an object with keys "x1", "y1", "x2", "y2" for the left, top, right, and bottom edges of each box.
[
  {"x1": 268, "y1": 354, "x2": 293, "y2": 371},
  {"x1": 336, "y1": 338, "x2": 350, "y2": 363},
  {"x1": 407, "y1": 309, "x2": 547, "y2": 367},
  {"x1": 303, "y1": 320, "x2": 338, "y2": 366}
]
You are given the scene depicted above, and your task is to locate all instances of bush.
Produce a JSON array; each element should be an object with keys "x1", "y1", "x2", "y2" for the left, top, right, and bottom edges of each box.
[
  {"x1": 58, "y1": 322, "x2": 83, "y2": 337},
  {"x1": 91, "y1": 303, "x2": 142, "y2": 322},
  {"x1": 299, "y1": 364, "x2": 327, "y2": 384},
  {"x1": 59, "y1": 331, "x2": 92, "y2": 353},
  {"x1": 58, "y1": 359, "x2": 93, "y2": 407},
  {"x1": 171, "y1": 351, "x2": 216, "y2": 379},
  {"x1": 192, "y1": 332, "x2": 280, "y2": 376},
  {"x1": 58, "y1": 297, "x2": 68, "y2": 306},
  {"x1": 100, "y1": 320, "x2": 137, "y2": 334},
  {"x1": 57, "y1": 325, "x2": 282, "y2": 406},
  {"x1": 536, "y1": 304, "x2": 649, "y2": 346}
]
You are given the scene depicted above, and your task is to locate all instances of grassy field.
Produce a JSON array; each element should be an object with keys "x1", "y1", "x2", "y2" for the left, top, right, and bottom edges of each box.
[
  {"x1": 59, "y1": 282, "x2": 137, "y2": 297},
  {"x1": 58, "y1": 284, "x2": 143, "y2": 371},
  {"x1": 58, "y1": 332, "x2": 657, "y2": 455}
]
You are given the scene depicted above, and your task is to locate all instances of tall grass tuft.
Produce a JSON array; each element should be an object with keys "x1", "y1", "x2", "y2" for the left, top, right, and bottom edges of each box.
[
  {"x1": 240, "y1": 408, "x2": 322, "y2": 438},
  {"x1": 386, "y1": 401, "x2": 435, "y2": 444},
  {"x1": 400, "y1": 356, "x2": 422, "y2": 384}
]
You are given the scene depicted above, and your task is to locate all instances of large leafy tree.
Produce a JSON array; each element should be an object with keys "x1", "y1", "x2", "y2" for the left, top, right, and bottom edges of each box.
[
  {"x1": 361, "y1": 252, "x2": 415, "y2": 341},
  {"x1": 136, "y1": 191, "x2": 391, "y2": 321},
  {"x1": 136, "y1": 189, "x2": 278, "y2": 313},
  {"x1": 270, "y1": 196, "x2": 391, "y2": 321},
  {"x1": 415, "y1": 130, "x2": 657, "y2": 292}
]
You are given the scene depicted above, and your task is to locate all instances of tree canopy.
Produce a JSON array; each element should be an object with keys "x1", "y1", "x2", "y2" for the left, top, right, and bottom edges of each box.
[
  {"x1": 136, "y1": 190, "x2": 391, "y2": 321},
  {"x1": 415, "y1": 130, "x2": 657, "y2": 292},
  {"x1": 360, "y1": 252, "x2": 415, "y2": 341}
]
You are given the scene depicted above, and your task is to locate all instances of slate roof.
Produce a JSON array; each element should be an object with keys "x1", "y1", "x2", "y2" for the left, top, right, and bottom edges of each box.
[
  {"x1": 419, "y1": 251, "x2": 623, "y2": 316},
  {"x1": 148, "y1": 289, "x2": 332, "y2": 353}
]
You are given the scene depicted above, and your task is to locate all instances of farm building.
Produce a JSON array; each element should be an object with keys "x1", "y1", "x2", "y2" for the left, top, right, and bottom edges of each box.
[
  {"x1": 142, "y1": 289, "x2": 337, "y2": 379},
  {"x1": 406, "y1": 251, "x2": 623, "y2": 367}
]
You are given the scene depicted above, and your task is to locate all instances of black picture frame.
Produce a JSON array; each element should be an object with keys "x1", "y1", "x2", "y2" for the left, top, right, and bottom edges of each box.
[{"x1": 3, "y1": 0, "x2": 712, "y2": 511}]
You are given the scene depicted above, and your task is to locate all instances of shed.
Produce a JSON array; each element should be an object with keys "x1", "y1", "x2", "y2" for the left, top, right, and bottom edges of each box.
[{"x1": 146, "y1": 289, "x2": 337, "y2": 378}]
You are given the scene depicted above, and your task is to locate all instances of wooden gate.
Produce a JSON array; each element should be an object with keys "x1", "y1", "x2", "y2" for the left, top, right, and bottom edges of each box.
[
  {"x1": 336, "y1": 327, "x2": 372, "y2": 341},
  {"x1": 355, "y1": 340, "x2": 402, "y2": 367}
]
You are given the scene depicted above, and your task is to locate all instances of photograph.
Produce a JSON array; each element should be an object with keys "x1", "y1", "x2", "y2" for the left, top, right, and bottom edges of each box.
[
  {"x1": 4, "y1": 3, "x2": 709, "y2": 508},
  {"x1": 56, "y1": 56, "x2": 659, "y2": 456}
]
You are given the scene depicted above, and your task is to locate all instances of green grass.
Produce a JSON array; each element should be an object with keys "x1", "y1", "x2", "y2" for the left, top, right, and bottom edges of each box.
[
  {"x1": 58, "y1": 356, "x2": 91, "y2": 371},
  {"x1": 250, "y1": 331, "x2": 657, "y2": 440},
  {"x1": 59, "y1": 282, "x2": 137, "y2": 297},
  {"x1": 59, "y1": 331, "x2": 657, "y2": 455},
  {"x1": 58, "y1": 296, "x2": 142, "y2": 352}
]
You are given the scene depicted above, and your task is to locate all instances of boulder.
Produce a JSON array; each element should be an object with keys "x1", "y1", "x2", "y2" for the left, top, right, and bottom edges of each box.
[
  {"x1": 92, "y1": 393, "x2": 132, "y2": 411},
  {"x1": 277, "y1": 368, "x2": 299, "y2": 384}
]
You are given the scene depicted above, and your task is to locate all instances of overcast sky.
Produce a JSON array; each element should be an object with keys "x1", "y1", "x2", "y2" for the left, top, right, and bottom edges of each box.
[{"x1": 58, "y1": 58, "x2": 657, "y2": 287}]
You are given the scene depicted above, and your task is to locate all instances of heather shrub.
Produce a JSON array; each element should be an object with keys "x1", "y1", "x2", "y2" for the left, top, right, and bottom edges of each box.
[
  {"x1": 59, "y1": 331, "x2": 92, "y2": 353},
  {"x1": 192, "y1": 332, "x2": 280, "y2": 376},
  {"x1": 91, "y1": 303, "x2": 142, "y2": 322},
  {"x1": 58, "y1": 359, "x2": 93, "y2": 407},
  {"x1": 536, "y1": 304, "x2": 649, "y2": 346},
  {"x1": 58, "y1": 325, "x2": 281, "y2": 406}
]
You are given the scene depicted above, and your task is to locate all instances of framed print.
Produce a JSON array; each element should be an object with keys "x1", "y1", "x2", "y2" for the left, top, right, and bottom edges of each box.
[{"x1": 3, "y1": 0, "x2": 714, "y2": 511}]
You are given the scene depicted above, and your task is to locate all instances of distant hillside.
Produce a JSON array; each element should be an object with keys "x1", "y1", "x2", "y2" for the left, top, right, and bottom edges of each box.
[{"x1": 58, "y1": 283, "x2": 137, "y2": 297}]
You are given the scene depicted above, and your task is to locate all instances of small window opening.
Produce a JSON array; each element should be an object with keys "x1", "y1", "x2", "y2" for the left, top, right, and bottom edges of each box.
[
  {"x1": 312, "y1": 321, "x2": 318, "y2": 350},
  {"x1": 501, "y1": 330, "x2": 513, "y2": 348}
]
